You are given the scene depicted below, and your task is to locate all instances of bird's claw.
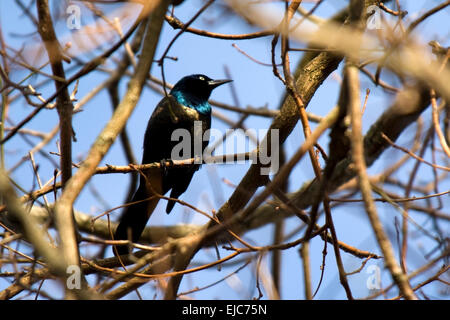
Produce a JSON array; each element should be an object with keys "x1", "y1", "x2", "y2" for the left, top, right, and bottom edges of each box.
[{"x1": 160, "y1": 158, "x2": 174, "y2": 176}]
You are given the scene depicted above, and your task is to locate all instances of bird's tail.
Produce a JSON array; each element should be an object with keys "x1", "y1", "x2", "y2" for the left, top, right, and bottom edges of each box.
[
  {"x1": 166, "y1": 197, "x2": 176, "y2": 214},
  {"x1": 113, "y1": 170, "x2": 162, "y2": 256}
]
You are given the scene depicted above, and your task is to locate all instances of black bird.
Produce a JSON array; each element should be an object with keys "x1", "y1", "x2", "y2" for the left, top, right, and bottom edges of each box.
[{"x1": 114, "y1": 74, "x2": 231, "y2": 256}]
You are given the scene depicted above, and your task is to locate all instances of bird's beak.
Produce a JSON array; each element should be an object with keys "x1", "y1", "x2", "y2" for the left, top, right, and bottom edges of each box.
[{"x1": 208, "y1": 79, "x2": 233, "y2": 89}]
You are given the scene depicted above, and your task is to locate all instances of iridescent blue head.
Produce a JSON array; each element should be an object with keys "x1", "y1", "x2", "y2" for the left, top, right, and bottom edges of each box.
[{"x1": 170, "y1": 74, "x2": 232, "y2": 114}]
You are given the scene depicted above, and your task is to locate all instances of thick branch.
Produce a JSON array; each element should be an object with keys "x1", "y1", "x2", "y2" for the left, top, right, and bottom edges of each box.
[
  {"x1": 53, "y1": 1, "x2": 167, "y2": 240},
  {"x1": 347, "y1": 62, "x2": 417, "y2": 300}
]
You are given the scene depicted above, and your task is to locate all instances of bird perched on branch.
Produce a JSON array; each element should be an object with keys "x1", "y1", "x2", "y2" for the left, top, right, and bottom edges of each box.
[{"x1": 114, "y1": 74, "x2": 231, "y2": 256}]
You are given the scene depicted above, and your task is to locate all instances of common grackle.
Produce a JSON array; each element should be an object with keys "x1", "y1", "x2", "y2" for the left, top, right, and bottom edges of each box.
[{"x1": 114, "y1": 74, "x2": 231, "y2": 256}]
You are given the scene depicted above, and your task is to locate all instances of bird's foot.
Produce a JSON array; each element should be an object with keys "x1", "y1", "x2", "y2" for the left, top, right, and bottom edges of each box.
[{"x1": 160, "y1": 158, "x2": 174, "y2": 176}]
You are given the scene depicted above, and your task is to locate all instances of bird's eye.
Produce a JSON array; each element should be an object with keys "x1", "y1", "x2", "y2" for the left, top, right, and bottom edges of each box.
[{"x1": 198, "y1": 76, "x2": 205, "y2": 81}]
